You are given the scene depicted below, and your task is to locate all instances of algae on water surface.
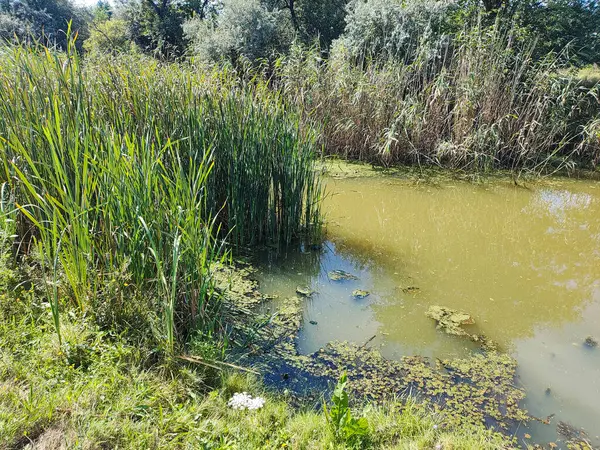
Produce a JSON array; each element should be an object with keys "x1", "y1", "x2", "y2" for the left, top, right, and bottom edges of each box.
[
  {"x1": 425, "y1": 305, "x2": 475, "y2": 337},
  {"x1": 222, "y1": 263, "x2": 530, "y2": 443}
]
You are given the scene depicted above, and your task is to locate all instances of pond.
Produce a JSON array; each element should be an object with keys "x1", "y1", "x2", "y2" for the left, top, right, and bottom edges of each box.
[{"x1": 256, "y1": 170, "x2": 600, "y2": 446}]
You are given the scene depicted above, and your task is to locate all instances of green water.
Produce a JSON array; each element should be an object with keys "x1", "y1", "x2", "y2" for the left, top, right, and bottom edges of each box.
[{"x1": 257, "y1": 175, "x2": 600, "y2": 446}]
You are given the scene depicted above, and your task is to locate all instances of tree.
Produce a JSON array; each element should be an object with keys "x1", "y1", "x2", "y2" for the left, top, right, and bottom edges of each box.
[
  {"x1": 93, "y1": 0, "x2": 113, "y2": 22},
  {"x1": 184, "y1": 0, "x2": 292, "y2": 62},
  {"x1": 0, "y1": 12, "x2": 28, "y2": 41},
  {"x1": 450, "y1": 0, "x2": 600, "y2": 65},
  {"x1": 118, "y1": 0, "x2": 219, "y2": 58},
  {"x1": 517, "y1": 0, "x2": 600, "y2": 65},
  {"x1": 297, "y1": 0, "x2": 348, "y2": 48},
  {"x1": 119, "y1": 0, "x2": 183, "y2": 57},
  {"x1": 337, "y1": 0, "x2": 454, "y2": 62},
  {"x1": 265, "y1": 0, "x2": 349, "y2": 48},
  {"x1": 84, "y1": 18, "x2": 135, "y2": 56},
  {"x1": 0, "y1": 0, "x2": 90, "y2": 49}
]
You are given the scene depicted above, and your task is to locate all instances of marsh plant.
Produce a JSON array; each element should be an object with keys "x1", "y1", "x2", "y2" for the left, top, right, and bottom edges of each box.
[
  {"x1": 0, "y1": 37, "x2": 322, "y2": 353},
  {"x1": 276, "y1": 21, "x2": 600, "y2": 173},
  {"x1": 324, "y1": 372, "x2": 369, "y2": 446}
]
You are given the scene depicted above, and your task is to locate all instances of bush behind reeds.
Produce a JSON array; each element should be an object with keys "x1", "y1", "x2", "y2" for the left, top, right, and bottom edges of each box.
[{"x1": 276, "y1": 22, "x2": 600, "y2": 173}]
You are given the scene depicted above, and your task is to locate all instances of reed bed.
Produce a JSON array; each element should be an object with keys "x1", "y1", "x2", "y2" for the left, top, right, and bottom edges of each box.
[
  {"x1": 0, "y1": 40, "x2": 322, "y2": 352},
  {"x1": 276, "y1": 24, "x2": 600, "y2": 173}
]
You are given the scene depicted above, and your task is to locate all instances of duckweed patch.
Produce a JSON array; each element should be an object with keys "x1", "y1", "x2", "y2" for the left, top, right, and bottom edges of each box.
[
  {"x1": 296, "y1": 286, "x2": 315, "y2": 297},
  {"x1": 556, "y1": 421, "x2": 594, "y2": 449},
  {"x1": 302, "y1": 343, "x2": 528, "y2": 436},
  {"x1": 426, "y1": 305, "x2": 499, "y2": 351},
  {"x1": 224, "y1": 264, "x2": 528, "y2": 445},
  {"x1": 214, "y1": 262, "x2": 264, "y2": 310},
  {"x1": 352, "y1": 290, "x2": 370, "y2": 299},
  {"x1": 328, "y1": 270, "x2": 359, "y2": 281},
  {"x1": 401, "y1": 286, "x2": 421, "y2": 294},
  {"x1": 426, "y1": 305, "x2": 475, "y2": 337}
]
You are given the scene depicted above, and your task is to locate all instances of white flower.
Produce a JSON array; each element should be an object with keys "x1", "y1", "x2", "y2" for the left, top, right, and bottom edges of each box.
[{"x1": 227, "y1": 392, "x2": 266, "y2": 410}]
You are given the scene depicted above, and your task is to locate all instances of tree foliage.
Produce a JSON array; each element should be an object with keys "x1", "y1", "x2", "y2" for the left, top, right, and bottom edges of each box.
[
  {"x1": 0, "y1": 12, "x2": 27, "y2": 41},
  {"x1": 516, "y1": 0, "x2": 600, "y2": 65},
  {"x1": 265, "y1": 0, "x2": 349, "y2": 48},
  {"x1": 0, "y1": 0, "x2": 597, "y2": 66},
  {"x1": 184, "y1": 0, "x2": 293, "y2": 62},
  {"x1": 337, "y1": 0, "x2": 454, "y2": 62},
  {"x1": 115, "y1": 0, "x2": 217, "y2": 58},
  {"x1": 453, "y1": 0, "x2": 600, "y2": 65},
  {"x1": 0, "y1": 0, "x2": 89, "y2": 48},
  {"x1": 84, "y1": 18, "x2": 136, "y2": 56}
]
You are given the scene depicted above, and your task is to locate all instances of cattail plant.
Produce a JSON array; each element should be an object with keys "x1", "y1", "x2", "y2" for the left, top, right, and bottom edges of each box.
[{"x1": 0, "y1": 38, "x2": 323, "y2": 353}]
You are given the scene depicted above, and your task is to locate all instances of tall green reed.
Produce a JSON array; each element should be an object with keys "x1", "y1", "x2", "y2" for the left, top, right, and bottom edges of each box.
[{"x1": 0, "y1": 39, "x2": 322, "y2": 353}]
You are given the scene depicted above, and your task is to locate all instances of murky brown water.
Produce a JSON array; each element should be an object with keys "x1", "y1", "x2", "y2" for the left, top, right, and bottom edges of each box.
[{"x1": 257, "y1": 174, "x2": 600, "y2": 446}]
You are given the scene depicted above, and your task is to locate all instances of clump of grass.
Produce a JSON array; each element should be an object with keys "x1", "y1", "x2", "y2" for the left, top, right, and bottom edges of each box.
[
  {"x1": 579, "y1": 118, "x2": 600, "y2": 169},
  {"x1": 276, "y1": 22, "x2": 600, "y2": 173},
  {"x1": 0, "y1": 38, "x2": 322, "y2": 353},
  {"x1": 576, "y1": 65, "x2": 600, "y2": 88}
]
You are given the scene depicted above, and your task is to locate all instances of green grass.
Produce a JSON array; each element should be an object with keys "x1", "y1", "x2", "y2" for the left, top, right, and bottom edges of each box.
[
  {"x1": 575, "y1": 65, "x2": 600, "y2": 88},
  {"x1": 0, "y1": 307, "x2": 510, "y2": 449},
  {"x1": 0, "y1": 164, "x2": 507, "y2": 449},
  {"x1": 0, "y1": 36, "x2": 537, "y2": 450}
]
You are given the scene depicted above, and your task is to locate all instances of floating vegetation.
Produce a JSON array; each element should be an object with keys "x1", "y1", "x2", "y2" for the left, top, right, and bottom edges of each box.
[
  {"x1": 214, "y1": 263, "x2": 263, "y2": 309},
  {"x1": 321, "y1": 159, "x2": 392, "y2": 179},
  {"x1": 425, "y1": 305, "x2": 498, "y2": 351},
  {"x1": 425, "y1": 305, "x2": 475, "y2": 337},
  {"x1": 556, "y1": 421, "x2": 593, "y2": 449},
  {"x1": 352, "y1": 289, "x2": 370, "y2": 299},
  {"x1": 470, "y1": 332, "x2": 499, "y2": 352},
  {"x1": 226, "y1": 266, "x2": 526, "y2": 444},
  {"x1": 401, "y1": 286, "x2": 421, "y2": 294},
  {"x1": 584, "y1": 336, "x2": 598, "y2": 348},
  {"x1": 328, "y1": 270, "x2": 359, "y2": 281},
  {"x1": 297, "y1": 342, "x2": 528, "y2": 437},
  {"x1": 296, "y1": 286, "x2": 315, "y2": 297}
]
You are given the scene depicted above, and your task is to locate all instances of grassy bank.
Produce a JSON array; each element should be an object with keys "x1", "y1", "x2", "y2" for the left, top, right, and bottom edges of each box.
[
  {"x1": 5, "y1": 21, "x2": 599, "y2": 446},
  {"x1": 0, "y1": 36, "x2": 568, "y2": 448},
  {"x1": 0, "y1": 268, "x2": 510, "y2": 449}
]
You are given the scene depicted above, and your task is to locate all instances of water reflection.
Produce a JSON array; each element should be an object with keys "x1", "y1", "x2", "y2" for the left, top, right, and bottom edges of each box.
[
  {"x1": 256, "y1": 242, "x2": 384, "y2": 355},
  {"x1": 526, "y1": 189, "x2": 594, "y2": 223},
  {"x1": 323, "y1": 178, "x2": 600, "y2": 350}
]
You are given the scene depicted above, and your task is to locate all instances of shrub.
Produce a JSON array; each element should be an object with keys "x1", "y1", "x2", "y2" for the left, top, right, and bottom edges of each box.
[
  {"x1": 0, "y1": 13, "x2": 28, "y2": 42},
  {"x1": 184, "y1": 0, "x2": 294, "y2": 63},
  {"x1": 0, "y1": 0, "x2": 89, "y2": 50},
  {"x1": 337, "y1": 0, "x2": 454, "y2": 62},
  {"x1": 84, "y1": 19, "x2": 137, "y2": 56}
]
